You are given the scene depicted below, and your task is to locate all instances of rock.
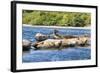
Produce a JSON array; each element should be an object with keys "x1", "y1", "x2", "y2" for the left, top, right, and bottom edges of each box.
[
  {"x1": 32, "y1": 38, "x2": 78, "y2": 49},
  {"x1": 22, "y1": 39, "x2": 31, "y2": 51},
  {"x1": 77, "y1": 36, "x2": 90, "y2": 46},
  {"x1": 43, "y1": 39, "x2": 62, "y2": 48},
  {"x1": 63, "y1": 35, "x2": 78, "y2": 39},
  {"x1": 35, "y1": 33, "x2": 48, "y2": 41},
  {"x1": 31, "y1": 39, "x2": 62, "y2": 49},
  {"x1": 32, "y1": 36, "x2": 90, "y2": 50},
  {"x1": 61, "y1": 38, "x2": 78, "y2": 47}
]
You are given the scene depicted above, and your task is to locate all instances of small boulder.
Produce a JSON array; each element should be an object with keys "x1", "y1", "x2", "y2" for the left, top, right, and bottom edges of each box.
[{"x1": 22, "y1": 39, "x2": 31, "y2": 51}]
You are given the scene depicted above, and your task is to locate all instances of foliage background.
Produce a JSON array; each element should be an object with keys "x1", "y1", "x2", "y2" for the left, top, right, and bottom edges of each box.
[{"x1": 22, "y1": 10, "x2": 91, "y2": 27}]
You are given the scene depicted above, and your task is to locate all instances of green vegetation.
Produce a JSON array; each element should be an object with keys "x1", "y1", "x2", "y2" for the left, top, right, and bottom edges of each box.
[{"x1": 22, "y1": 10, "x2": 91, "y2": 27}]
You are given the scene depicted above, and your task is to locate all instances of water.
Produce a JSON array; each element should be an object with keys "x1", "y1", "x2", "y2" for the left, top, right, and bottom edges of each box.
[{"x1": 22, "y1": 26, "x2": 91, "y2": 63}]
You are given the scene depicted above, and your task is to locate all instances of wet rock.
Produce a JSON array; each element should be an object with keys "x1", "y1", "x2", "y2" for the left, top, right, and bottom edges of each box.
[{"x1": 22, "y1": 39, "x2": 31, "y2": 51}]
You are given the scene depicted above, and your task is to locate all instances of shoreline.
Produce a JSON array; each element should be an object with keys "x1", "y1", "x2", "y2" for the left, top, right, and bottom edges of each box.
[{"x1": 23, "y1": 24, "x2": 91, "y2": 29}]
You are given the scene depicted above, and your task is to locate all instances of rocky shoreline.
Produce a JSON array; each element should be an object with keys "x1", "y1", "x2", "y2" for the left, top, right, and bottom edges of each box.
[{"x1": 22, "y1": 30, "x2": 90, "y2": 51}]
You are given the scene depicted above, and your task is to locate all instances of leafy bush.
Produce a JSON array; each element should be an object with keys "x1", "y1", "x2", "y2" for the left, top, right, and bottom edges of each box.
[{"x1": 22, "y1": 10, "x2": 91, "y2": 27}]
